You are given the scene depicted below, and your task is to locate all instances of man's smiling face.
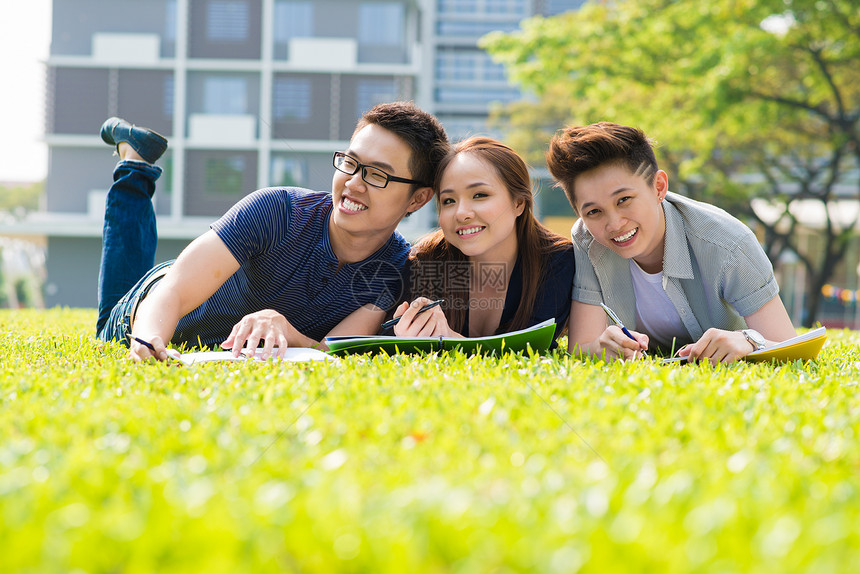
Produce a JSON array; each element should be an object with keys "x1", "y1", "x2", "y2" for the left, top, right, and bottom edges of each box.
[
  {"x1": 331, "y1": 123, "x2": 428, "y2": 240},
  {"x1": 574, "y1": 162, "x2": 669, "y2": 274}
]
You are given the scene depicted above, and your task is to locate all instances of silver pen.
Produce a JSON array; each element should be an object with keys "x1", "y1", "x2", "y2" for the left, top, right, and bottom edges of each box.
[{"x1": 600, "y1": 303, "x2": 647, "y2": 356}]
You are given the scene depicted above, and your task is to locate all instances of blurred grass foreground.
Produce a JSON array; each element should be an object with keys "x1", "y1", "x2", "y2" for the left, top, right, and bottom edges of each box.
[{"x1": 1, "y1": 308, "x2": 858, "y2": 573}]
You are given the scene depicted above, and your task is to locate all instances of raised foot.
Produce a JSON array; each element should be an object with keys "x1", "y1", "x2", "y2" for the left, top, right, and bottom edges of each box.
[{"x1": 100, "y1": 117, "x2": 168, "y2": 164}]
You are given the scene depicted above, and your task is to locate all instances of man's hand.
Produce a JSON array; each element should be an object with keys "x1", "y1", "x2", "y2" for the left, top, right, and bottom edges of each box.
[
  {"x1": 129, "y1": 335, "x2": 169, "y2": 362},
  {"x1": 678, "y1": 328, "x2": 753, "y2": 364},
  {"x1": 221, "y1": 309, "x2": 293, "y2": 359}
]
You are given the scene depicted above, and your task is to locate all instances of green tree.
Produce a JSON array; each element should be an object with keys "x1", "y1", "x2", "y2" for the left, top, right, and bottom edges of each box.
[
  {"x1": 0, "y1": 180, "x2": 43, "y2": 214},
  {"x1": 482, "y1": 0, "x2": 860, "y2": 326}
]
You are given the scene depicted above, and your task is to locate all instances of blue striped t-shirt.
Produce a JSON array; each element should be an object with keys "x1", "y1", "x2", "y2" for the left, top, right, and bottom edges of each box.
[{"x1": 172, "y1": 187, "x2": 410, "y2": 347}]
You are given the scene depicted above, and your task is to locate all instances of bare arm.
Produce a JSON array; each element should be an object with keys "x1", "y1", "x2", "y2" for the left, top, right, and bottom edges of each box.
[
  {"x1": 131, "y1": 230, "x2": 400, "y2": 359},
  {"x1": 744, "y1": 295, "x2": 797, "y2": 342},
  {"x1": 328, "y1": 303, "x2": 388, "y2": 337},
  {"x1": 679, "y1": 295, "x2": 797, "y2": 363},
  {"x1": 567, "y1": 300, "x2": 648, "y2": 360},
  {"x1": 129, "y1": 230, "x2": 240, "y2": 361}
]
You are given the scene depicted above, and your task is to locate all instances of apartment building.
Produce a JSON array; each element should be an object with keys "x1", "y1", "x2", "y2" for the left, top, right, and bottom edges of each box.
[
  {"x1": 431, "y1": 0, "x2": 583, "y2": 140},
  {"x1": 27, "y1": 0, "x2": 584, "y2": 307}
]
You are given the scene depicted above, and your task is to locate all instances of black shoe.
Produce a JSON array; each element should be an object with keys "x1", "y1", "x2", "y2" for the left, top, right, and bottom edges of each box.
[{"x1": 100, "y1": 117, "x2": 168, "y2": 164}]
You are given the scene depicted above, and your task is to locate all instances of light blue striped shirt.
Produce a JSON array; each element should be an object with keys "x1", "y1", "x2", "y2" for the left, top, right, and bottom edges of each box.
[{"x1": 572, "y1": 192, "x2": 779, "y2": 345}]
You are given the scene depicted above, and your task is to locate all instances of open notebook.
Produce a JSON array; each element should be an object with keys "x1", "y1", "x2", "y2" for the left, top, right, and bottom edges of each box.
[
  {"x1": 662, "y1": 327, "x2": 827, "y2": 364},
  {"x1": 325, "y1": 319, "x2": 557, "y2": 356}
]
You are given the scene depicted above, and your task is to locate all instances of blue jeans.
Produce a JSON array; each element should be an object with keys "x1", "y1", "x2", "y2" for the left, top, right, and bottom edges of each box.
[{"x1": 96, "y1": 160, "x2": 173, "y2": 344}]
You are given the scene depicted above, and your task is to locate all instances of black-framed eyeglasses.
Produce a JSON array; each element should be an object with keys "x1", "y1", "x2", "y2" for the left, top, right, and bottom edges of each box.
[{"x1": 332, "y1": 152, "x2": 428, "y2": 189}]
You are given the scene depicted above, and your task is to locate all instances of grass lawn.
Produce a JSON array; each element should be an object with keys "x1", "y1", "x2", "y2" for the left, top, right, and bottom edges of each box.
[{"x1": 1, "y1": 308, "x2": 858, "y2": 573}]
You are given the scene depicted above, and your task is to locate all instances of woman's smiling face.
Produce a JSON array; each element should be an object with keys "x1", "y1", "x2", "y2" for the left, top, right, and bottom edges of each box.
[
  {"x1": 574, "y1": 163, "x2": 669, "y2": 273},
  {"x1": 437, "y1": 153, "x2": 524, "y2": 263}
]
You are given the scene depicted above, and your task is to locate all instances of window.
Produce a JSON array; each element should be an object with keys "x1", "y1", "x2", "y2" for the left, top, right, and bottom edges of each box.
[
  {"x1": 207, "y1": 1, "x2": 249, "y2": 42},
  {"x1": 436, "y1": 86, "x2": 520, "y2": 104},
  {"x1": 437, "y1": 0, "x2": 526, "y2": 16},
  {"x1": 436, "y1": 52, "x2": 508, "y2": 83},
  {"x1": 485, "y1": 59, "x2": 507, "y2": 82},
  {"x1": 270, "y1": 157, "x2": 308, "y2": 187},
  {"x1": 485, "y1": 0, "x2": 526, "y2": 15},
  {"x1": 544, "y1": 0, "x2": 585, "y2": 16},
  {"x1": 356, "y1": 80, "x2": 398, "y2": 118},
  {"x1": 437, "y1": 20, "x2": 520, "y2": 36},
  {"x1": 438, "y1": 0, "x2": 479, "y2": 14},
  {"x1": 204, "y1": 157, "x2": 246, "y2": 195},
  {"x1": 358, "y1": 3, "x2": 405, "y2": 47},
  {"x1": 204, "y1": 77, "x2": 247, "y2": 114},
  {"x1": 273, "y1": 78, "x2": 312, "y2": 121},
  {"x1": 436, "y1": 53, "x2": 477, "y2": 81},
  {"x1": 437, "y1": 0, "x2": 527, "y2": 36},
  {"x1": 274, "y1": 1, "x2": 313, "y2": 42}
]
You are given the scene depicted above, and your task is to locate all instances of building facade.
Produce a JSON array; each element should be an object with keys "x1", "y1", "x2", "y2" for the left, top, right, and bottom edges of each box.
[
  {"x1": 431, "y1": 0, "x2": 583, "y2": 140},
  {"x1": 23, "y1": 0, "x2": 584, "y2": 307}
]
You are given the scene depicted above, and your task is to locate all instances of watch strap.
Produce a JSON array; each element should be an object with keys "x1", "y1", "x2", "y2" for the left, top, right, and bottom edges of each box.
[{"x1": 742, "y1": 329, "x2": 766, "y2": 351}]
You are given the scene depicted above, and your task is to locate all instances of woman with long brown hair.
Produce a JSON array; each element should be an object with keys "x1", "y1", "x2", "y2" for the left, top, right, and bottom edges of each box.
[{"x1": 391, "y1": 136, "x2": 574, "y2": 343}]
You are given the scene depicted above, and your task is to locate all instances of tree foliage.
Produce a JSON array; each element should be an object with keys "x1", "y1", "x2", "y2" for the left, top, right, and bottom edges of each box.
[
  {"x1": 481, "y1": 0, "x2": 860, "y2": 326},
  {"x1": 0, "y1": 180, "x2": 43, "y2": 214}
]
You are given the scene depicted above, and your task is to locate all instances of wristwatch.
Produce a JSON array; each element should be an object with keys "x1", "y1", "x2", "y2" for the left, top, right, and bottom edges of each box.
[{"x1": 742, "y1": 329, "x2": 766, "y2": 351}]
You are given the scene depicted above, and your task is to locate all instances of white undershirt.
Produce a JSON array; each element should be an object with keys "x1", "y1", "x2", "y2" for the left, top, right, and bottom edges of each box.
[{"x1": 630, "y1": 259, "x2": 688, "y2": 348}]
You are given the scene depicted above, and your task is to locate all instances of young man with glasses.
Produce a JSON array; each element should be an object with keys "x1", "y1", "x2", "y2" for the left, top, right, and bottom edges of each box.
[{"x1": 96, "y1": 102, "x2": 448, "y2": 361}]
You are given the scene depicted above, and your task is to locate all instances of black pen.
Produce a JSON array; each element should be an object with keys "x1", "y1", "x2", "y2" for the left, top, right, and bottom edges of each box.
[
  {"x1": 382, "y1": 299, "x2": 445, "y2": 330},
  {"x1": 127, "y1": 334, "x2": 157, "y2": 353},
  {"x1": 600, "y1": 303, "x2": 648, "y2": 356}
]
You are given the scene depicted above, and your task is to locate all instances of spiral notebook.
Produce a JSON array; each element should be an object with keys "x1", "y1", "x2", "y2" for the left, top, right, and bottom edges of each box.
[
  {"x1": 325, "y1": 319, "x2": 556, "y2": 356},
  {"x1": 661, "y1": 327, "x2": 827, "y2": 364}
]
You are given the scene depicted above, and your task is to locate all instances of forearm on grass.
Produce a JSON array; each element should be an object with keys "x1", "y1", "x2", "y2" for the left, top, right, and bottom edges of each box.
[
  {"x1": 129, "y1": 278, "x2": 193, "y2": 344},
  {"x1": 131, "y1": 230, "x2": 241, "y2": 343}
]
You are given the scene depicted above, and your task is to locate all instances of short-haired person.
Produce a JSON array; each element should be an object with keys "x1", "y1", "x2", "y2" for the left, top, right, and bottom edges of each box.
[
  {"x1": 97, "y1": 102, "x2": 449, "y2": 361},
  {"x1": 546, "y1": 122, "x2": 796, "y2": 363},
  {"x1": 392, "y1": 137, "x2": 574, "y2": 344}
]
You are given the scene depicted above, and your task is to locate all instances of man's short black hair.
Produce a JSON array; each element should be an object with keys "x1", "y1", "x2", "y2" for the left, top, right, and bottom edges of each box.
[{"x1": 355, "y1": 101, "x2": 450, "y2": 191}]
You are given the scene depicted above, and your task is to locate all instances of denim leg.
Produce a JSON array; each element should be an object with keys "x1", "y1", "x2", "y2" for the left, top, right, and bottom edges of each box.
[
  {"x1": 96, "y1": 160, "x2": 163, "y2": 336},
  {"x1": 97, "y1": 260, "x2": 174, "y2": 345}
]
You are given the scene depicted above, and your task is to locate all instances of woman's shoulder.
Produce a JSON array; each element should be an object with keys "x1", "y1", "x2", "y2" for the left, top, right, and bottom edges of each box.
[
  {"x1": 545, "y1": 241, "x2": 574, "y2": 260},
  {"x1": 539, "y1": 242, "x2": 575, "y2": 280}
]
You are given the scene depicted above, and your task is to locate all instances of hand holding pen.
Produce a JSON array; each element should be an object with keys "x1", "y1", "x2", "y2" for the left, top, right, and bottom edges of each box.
[
  {"x1": 127, "y1": 334, "x2": 168, "y2": 362},
  {"x1": 600, "y1": 303, "x2": 648, "y2": 358},
  {"x1": 383, "y1": 298, "x2": 444, "y2": 329},
  {"x1": 387, "y1": 298, "x2": 451, "y2": 337}
]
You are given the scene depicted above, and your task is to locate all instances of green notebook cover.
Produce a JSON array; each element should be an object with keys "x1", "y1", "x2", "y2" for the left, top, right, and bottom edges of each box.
[{"x1": 326, "y1": 319, "x2": 556, "y2": 356}]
